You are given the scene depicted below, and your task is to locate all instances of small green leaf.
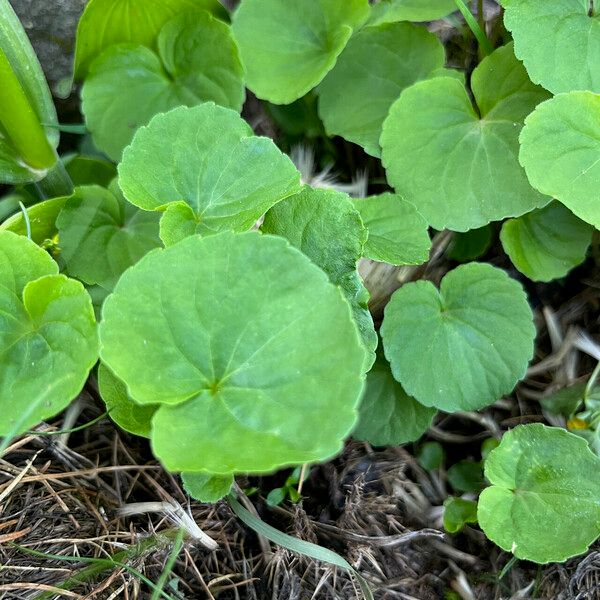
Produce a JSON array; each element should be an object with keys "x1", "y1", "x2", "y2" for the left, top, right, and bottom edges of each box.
[
  {"x1": 97, "y1": 363, "x2": 157, "y2": 438},
  {"x1": 74, "y1": 0, "x2": 228, "y2": 78},
  {"x1": 56, "y1": 185, "x2": 161, "y2": 290},
  {"x1": 519, "y1": 91, "x2": 600, "y2": 229},
  {"x1": 381, "y1": 43, "x2": 551, "y2": 231},
  {"x1": 353, "y1": 353, "x2": 436, "y2": 446},
  {"x1": 539, "y1": 383, "x2": 593, "y2": 417},
  {"x1": 500, "y1": 0, "x2": 600, "y2": 94},
  {"x1": 266, "y1": 487, "x2": 287, "y2": 507},
  {"x1": 418, "y1": 441, "x2": 444, "y2": 470},
  {"x1": 99, "y1": 232, "x2": 365, "y2": 473},
  {"x1": 159, "y1": 202, "x2": 199, "y2": 247},
  {"x1": 447, "y1": 460, "x2": 485, "y2": 493},
  {"x1": 232, "y1": 0, "x2": 370, "y2": 104},
  {"x1": 317, "y1": 22, "x2": 445, "y2": 157},
  {"x1": 480, "y1": 437, "x2": 499, "y2": 460},
  {"x1": 500, "y1": 202, "x2": 592, "y2": 282},
  {"x1": 381, "y1": 263, "x2": 535, "y2": 411},
  {"x1": 478, "y1": 423, "x2": 600, "y2": 563},
  {"x1": 443, "y1": 497, "x2": 478, "y2": 534},
  {"x1": 64, "y1": 155, "x2": 117, "y2": 187},
  {"x1": 182, "y1": 472, "x2": 234, "y2": 503},
  {"x1": 447, "y1": 226, "x2": 493, "y2": 262},
  {"x1": 353, "y1": 193, "x2": 431, "y2": 265},
  {"x1": 0, "y1": 196, "x2": 66, "y2": 245},
  {"x1": 118, "y1": 104, "x2": 302, "y2": 233},
  {"x1": 369, "y1": 0, "x2": 456, "y2": 23}
]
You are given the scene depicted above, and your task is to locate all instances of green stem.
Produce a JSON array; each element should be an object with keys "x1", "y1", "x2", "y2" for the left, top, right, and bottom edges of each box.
[
  {"x1": 584, "y1": 361, "x2": 600, "y2": 405},
  {"x1": 35, "y1": 158, "x2": 74, "y2": 199},
  {"x1": 454, "y1": 0, "x2": 493, "y2": 56}
]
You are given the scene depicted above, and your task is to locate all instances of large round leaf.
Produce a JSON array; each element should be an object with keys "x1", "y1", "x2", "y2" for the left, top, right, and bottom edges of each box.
[
  {"x1": 0, "y1": 231, "x2": 98, "y2": 436},
  {"x1": 381, "y1": 263, "x2": 535, "y2": 412},
  {"x1": 369, "y1": 0, "x2": 456, "y2": 23},
  {"x1": 479, "y1": 424, "x2": 600, "y2": 563},
  {"x1": 56, "y1": 185, "x2": 161, "y2": 290},
  {"x1": 82, "y1": 11, "x2": 244, "y2": 161},
  {"x1": 519, "y1": 91, "x2": 600, "y2": 229},
  {"x1": 118, "y1": 104, "x2": 302, "y2": 234},
  {"x1": 501, "y1": 0, "x2": 600, "y2": 94},
  {"x1": 381, "y1": 43, "x2": 551, "y2": 232},
  {"x1": 500, "y1": 202, "x2": 593, "y2": 282},
  {"x1": 317, "y1": 22, "x2": 444, "y2": 157},
  {"x1": 99, "y1": 232, "x2": 365, "y2": 473},
  {"x1": 74, "y1": 0, "x2": 228, "y2": 78},
  {"x1": 232, "y1": 0, "x2": 370, "y2": 104}
]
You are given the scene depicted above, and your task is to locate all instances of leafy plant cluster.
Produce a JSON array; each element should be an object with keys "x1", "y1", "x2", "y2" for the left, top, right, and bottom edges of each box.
[{"x1": 1, "y1": 0, "x2": 600, "y2": 569}]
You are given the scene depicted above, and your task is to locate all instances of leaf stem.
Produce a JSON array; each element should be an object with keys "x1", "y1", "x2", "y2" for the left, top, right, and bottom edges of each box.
[
  {"x1": 584, "y1": 361, "x2": 600, "y2": 404},
  {"x1": 454, "y1": 0, "x2": 493, "y2": 56},
  {"x1": 18, "y1": 201, "x2": 31, "y2": 239}
]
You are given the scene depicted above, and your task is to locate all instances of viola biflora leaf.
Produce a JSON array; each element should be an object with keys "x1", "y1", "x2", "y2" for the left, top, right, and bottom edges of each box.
[
  {"x1": 99, "y1": 232, "x2": 365, "y2": 474},
  {"x1": 500, "y1": 0, "x2": 600, "y2": 94},
  {"x1": 478, "y1": 424, "x2": 600, "y2": 563},
  {"x1": 447, "y1": 226, "x2": 493, "y2": 262},
  {"x1": 317, "y1": 22, "x2": 445, "y2": 157},
  {"x1": 0, "y1": 231, "x2": 98, "y2": 437},
  {"x1": 181, "y1": 472, "x2": 234, "y2": 503},
  {"x1": 74, "y1": 0, "x2": 228, "y2": 78},
  {"x1": 353, "y1": 193, "x2": 431, "y2": 265},
  {"x1": 519, "y1": 92, "x2": 600, "y2": 229},
  {"x1": 261, "y1": 187, "x2": 377, "y2": 369},
  {"x1": 82, "y1": 11, "x2": 245, "y2": 161},
  {"x1": 97, "y1": 363, "x2": 157, "y2": 438},
  {"x1": 118, "y1": 104, "x2": 302, "y2": 236},
  {"x1": 381, "y1": 43, "x2": 551, "y2": 232},
  {"x1": 501, "y1": 202, "x2": 593, "y2": 282},
  {"x1": 0, "y1": 196, "x2": 67, "y2": 245},
  {"x1": 232, "y1": 0, "x2": 370, "y2": 104},
  {"x1": 353, "y1": 353, "x2": 436, "y2": 446},
  {"x1": 381, "y1": 263, "x2": 535, "y2": 412},
  {"x1": 56, "y1": 185, "x2": 161, "y2": 290},
  {"x1": 369, "y1": 0, "x2": 456, "y2": 23}
]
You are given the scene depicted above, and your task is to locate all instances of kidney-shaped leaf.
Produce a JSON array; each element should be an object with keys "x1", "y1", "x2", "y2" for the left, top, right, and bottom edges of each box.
[
  {"x1": 118, "y1": 104, "x2": 302, "y2": 235},
  {"x1": 182, "y1": 471, "x2": 234, "y2": 503},
  {"x1": 519, "y1": 91, "x2": 600, "y2": 229},
  {"x1": 478, "y1": 423, "x2": 600, "y2": 563},
  {"x1": 501, "y1": 0, "x2": 600, "y2": 94},
  {"x1": 500, "y1": 202, "x2": 592, "y2": 282},
  {"x1": 0, "y1": 232, "x2": 98, "y2": 436},
  {"x1": 381, "y1": 263, "x2": 535, "y2": 412},
  {"x1": 369, "y1": 0, "x2": 456, "y2": 23},
  {"x1": 317, "y1": 22, "x2": 445, "y2": 157},
  {"x1": 381, "y1": 43, "x2": 550, "y2": 232},
  {"x1": 232, "y1": 0, "x2": 369, "y2": 104},
  {"x1": 99, "y1": 232, "x2": 365, "y2": 473},
  {"x1": 82, "y1": 12, "x2": 244, "y2": 161}
]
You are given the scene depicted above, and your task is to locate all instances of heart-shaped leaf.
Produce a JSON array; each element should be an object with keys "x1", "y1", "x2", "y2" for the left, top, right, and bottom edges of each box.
[
  {"x1": 182, "y1": 472, "x2": 234, "y2": 503},
  {"x1": 501, "y1": 202, "x2": 592, "y2": 282},
  {"x1": 74, "y1": 0, "x2": 228, "y2": 78},
  {"x1": 500, "y1": 0, "x2": 600, "y2": 94},
  {"x1": 381, "y1": 43, "x2": 551, "y2": 231},
  {"x1": 369, "y1": 0, "x2": 456, "y2": 23},
  {"x1": 99, "y1": 232, "x2": 365, "y2": 473},
  {"x1": 56, "y1": 185, "x2": 161, "y2": 290},
  {"x1": 317, "y1": 22, "x2": 445, "y2": 157},
  {"x1": 353, "y1": 193, "x2": 431, "y2": 265},
  {"x1": 381, "y1": 263, "x2": 535, "y2": 411},
  {"x1": 118, "y1": 104, "x2": 302, "y2": 234},
  {"x1": 232, "y1": 0, "x2": 370, "y2": 104},
  {"x1": 0, "y1": 231, "x2": 98, "y2": 436},
  {"x1": 519, "y1": 91, "x2": 600, "y2": 229},
  {"x1": 82, "y1": 11, "x2": 244, "y2": 161},
  {"x1": 478, "y1": 423, "x2": 600, "y2": 563}
]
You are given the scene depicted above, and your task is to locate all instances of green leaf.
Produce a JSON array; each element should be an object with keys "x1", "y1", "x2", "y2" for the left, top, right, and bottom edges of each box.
[
  {"x1": 82, "y1": 11, "x2": 244, "y2": 161},
  {"x1": 262, "y1": 187, "x2": 377, "y2": 369},
  {"x1": 0, "y1": 232, "x2": 98, "y2": 436},
  {"x1": 63, "y1": 155, "x2": 117, "y2": 187},
  {"x1": 369, "y1": 0, "x2": 456, "y2": 23},
  {"x1": 381, "y1": 43, "x2": 551, "y2": 231},
  {"x1": 266, "y1": 487, "x2": 287, "y2": 507},
  {"x1": 97, "y1": 363, "x2": 157, "y2": 438},
  {"x1": 74, "y1": 0, "x2": 228, "y2": 79},
  {"x1": 317, "y1": 22, "x2": 445, "y2": 157},
  {"x1": 500, "y1": 202, "x2": 592, "y2": 282},
  {"x1": 353, "y1": 193, "x2": 431, "y2": 265},
  {"x1": 447, "y1": 460, "x2": 485, "y2": 493},
  {"x1": 56, "y1": 185, "x2": 161, "y2": 290},
  {"x1": 501, "y1": 0, "x2": 600, "y2": 94},
  {"x1": 182, "y1": 472, "x2": 234, "y2": 503},
  {"x1": 417, "y1": 441, "x2": 444, "y2": 470},
  {"x1": 478, "y1": 423, "x2": 600, "y2": 563},
  {"x1": 447, "y1": 226, "x2": 493, "y2": 262},
  {"x1": 159, "y1": 202, "x2": 199, "y2": 247},
  {"x1": 519, "y1": 91, "x2": 600, "y2": 229},
  {"x1": 539, "y1": 383, "x2": 596, "y2": 417},
  {"x1": 0, "y1": 196, "x2": 67, "y2": 245},
  {"x1": 232, "y1": 0, "x2": 370, "y2": 104},
  {"x1": 381, "y1": 263, "x2": 535, "y2": 411},
  {"x1": 99, "y1": 232, "x2": 365, "y2": 473},
  {"x1": 353, "y1": 353, "x2": 436, "y2": 446},
  {"x1": 118, "y1": 104, "x2": 302, "y2": 233},
  {"x1": 443, "y1": 497, "x2": 478, "y2": 534}
]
